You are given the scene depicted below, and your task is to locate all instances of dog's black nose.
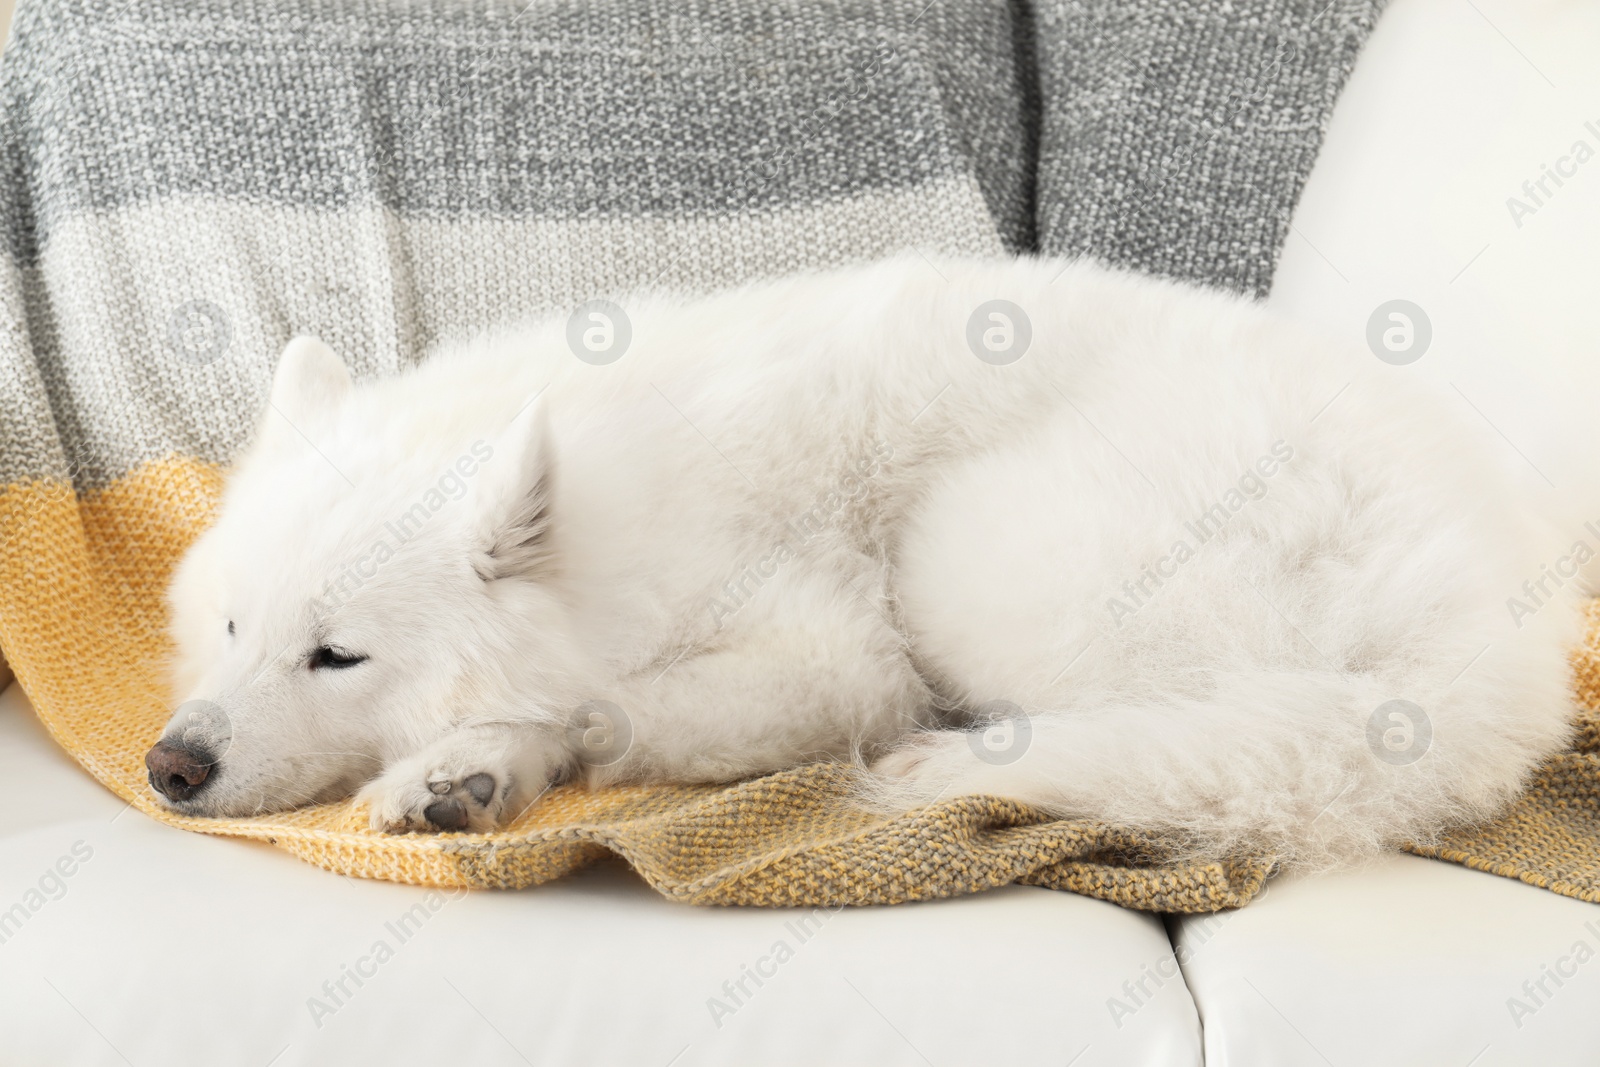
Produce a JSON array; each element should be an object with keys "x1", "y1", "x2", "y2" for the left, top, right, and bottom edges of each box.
[{"x1": 145, "y1": 739, "x2": 215, "y2": 801}]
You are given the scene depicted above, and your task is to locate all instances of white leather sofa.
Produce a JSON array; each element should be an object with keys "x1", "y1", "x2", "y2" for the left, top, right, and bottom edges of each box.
[{"x1": 5, "y1": 0, "x2": 1598, "y2": 1062}]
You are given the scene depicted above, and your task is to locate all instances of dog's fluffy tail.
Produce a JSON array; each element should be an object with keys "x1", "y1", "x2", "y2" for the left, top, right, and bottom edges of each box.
[{"x1": 863, "y1": 665, "x2": 1570, "y2": 872}]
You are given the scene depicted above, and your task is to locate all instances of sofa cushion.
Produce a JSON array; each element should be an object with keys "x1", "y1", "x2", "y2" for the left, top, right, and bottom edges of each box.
[{"x1": 1172, "y1": 855, "x2": 1600, "y2": 1067}]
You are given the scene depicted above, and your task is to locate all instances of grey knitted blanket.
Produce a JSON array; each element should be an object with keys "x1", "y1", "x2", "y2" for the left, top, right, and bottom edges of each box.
[
  {"x1": 0, "y1": 0, "x2": 1386, "y2": 492},
  {"x1": 0, "y1": 0, "x2": 1390, "y2": 908}
]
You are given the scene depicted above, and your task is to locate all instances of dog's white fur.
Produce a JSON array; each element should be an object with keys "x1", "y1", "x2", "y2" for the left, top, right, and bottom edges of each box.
[{"x1": 159, "y1": 254, "x2": 1583, "y2": 869}]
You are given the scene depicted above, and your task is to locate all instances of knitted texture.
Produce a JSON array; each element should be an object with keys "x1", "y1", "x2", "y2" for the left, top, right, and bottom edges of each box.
[{"x1": 0, "y1": 0, "x2": 1404, "y2": 910}]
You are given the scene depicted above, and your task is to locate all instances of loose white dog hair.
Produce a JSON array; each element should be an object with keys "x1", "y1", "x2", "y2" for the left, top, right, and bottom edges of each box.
[{"x1": 152, "y1": 253, "x2": 1583, "y2": 871}]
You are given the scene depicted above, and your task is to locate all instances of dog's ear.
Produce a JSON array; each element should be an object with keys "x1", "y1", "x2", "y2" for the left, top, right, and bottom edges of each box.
[
  {"x1": 472, "y1": 398, "x2": 557, "y2": 581},
  {"x1": 259, "y1": 337, "x2": 353, "y2": 450}
]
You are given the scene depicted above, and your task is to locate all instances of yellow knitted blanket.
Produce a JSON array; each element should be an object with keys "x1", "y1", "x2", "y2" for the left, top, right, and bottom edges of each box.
[{"x1": 3, "y1": 455, "x2": 1599, "y2": 912}]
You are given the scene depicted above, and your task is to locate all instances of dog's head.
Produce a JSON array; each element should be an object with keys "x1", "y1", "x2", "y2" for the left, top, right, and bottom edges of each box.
[{"x1": 148, "y1": 338, "x2": 568, "y2": 817}]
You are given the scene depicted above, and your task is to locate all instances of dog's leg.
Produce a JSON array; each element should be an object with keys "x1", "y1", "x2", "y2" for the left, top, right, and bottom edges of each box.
[
  {"x1": 359, "y1": 722, "x2": 568, "y2": 833},
  {"x1": 582, "y1": 559, "x2": 932, "y2": 786}
]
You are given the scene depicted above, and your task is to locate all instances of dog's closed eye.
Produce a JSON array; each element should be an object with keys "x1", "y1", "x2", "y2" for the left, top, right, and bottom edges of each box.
[{"x1": 311, "y1": 646, "x2": 367, "y2": 671}]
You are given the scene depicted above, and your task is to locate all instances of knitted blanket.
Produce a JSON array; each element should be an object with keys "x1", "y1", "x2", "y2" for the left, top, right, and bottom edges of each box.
[{"x1": 20, "y1": 0, "x2": 1588, "y2": 914}]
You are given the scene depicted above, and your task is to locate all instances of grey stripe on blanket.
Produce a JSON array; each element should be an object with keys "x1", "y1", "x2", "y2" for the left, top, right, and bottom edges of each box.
[{"x1": 0, "y1": 0, "x2": 1384, "y2": 489}]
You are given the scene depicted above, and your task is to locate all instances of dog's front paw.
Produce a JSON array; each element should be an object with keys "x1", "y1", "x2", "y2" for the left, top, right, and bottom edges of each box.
[{"x1": 360, "y1": 756, "x2": 512, "y2": 834}]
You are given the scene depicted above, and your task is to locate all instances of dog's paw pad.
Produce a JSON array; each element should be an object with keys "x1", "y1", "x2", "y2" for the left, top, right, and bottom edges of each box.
[
  {"x1": 417, "y1": 770, "x2": 504, "y2": 831},
  {"x1": 422, "y1": 797, "x2": 469, "y2": 832},
  {"x1": 462, "y1": 772, "x2": 497, "y2": 805},
  {"x1": 366, "y1": 767, "x2": 509, "y2": 835}
]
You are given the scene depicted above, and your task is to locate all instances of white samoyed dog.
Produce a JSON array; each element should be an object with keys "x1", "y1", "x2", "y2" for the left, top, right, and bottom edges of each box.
[{"x1": 149, "y1": 254, "x2": 1583, "y2": 870}]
